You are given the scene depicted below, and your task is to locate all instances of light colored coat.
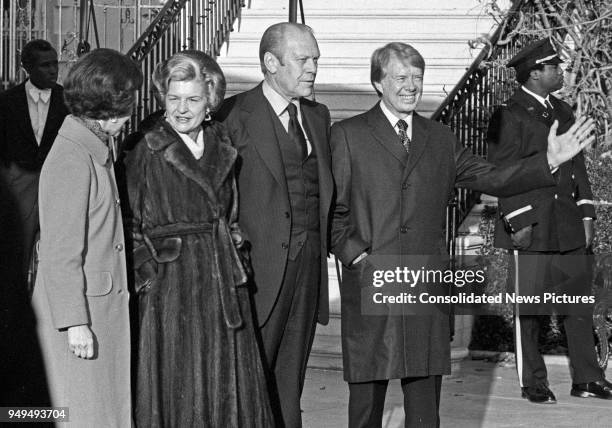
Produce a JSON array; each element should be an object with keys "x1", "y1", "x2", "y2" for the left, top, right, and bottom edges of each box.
[{"x1": 31, "y1": 115, "x2": 131, "y2": 427}]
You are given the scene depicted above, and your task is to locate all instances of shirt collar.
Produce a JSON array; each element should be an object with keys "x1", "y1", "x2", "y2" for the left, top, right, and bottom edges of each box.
[
  {"x1": 25, "y1": 79, "x2": 52, "y2": 104},
  {"x1": 521, "y1": 85, "x2": 550, "y2": 108},
  {"x1": 262, "y1": 79, "x2": 301, "y2": 117},
  {"x1": 175, "y1": 126, "x2": 204, "y2": 158},
  {"x1": 379, "y1": 100, "x2": 413, "y2": 130}
]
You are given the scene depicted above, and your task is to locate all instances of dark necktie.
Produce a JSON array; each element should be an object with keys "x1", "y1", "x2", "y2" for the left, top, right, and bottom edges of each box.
[
  {"x1": 287, "y1": 102, "x2": 308, "y2": 159},
  {"x1": 396, "y1": 119, "x2": 411, "y2": 154},
  {"x1": 544, "y1": 98, "x2": 554, "y2": 119}
]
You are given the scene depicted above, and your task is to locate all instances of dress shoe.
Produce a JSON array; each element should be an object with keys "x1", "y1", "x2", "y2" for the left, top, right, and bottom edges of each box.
[
  {"x1": 571, "y1": 380, "x2": 612, "y2": 399},
  {"x1": 521, "y1": 386, "x2": 557, "y2": 404}
]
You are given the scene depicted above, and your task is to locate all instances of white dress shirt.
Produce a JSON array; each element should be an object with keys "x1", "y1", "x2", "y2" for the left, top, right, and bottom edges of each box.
[
  {"x1": 379, "y1": 100, "x2": 413, "y2": 140},
  {"x1": 262, "y1": 80, "x2": 312, "y2": 154},
  {"x1": 174, "y1": 125, "x2": 205, "y2": 160},
  {"x1": 25, "y1": 79, "x2": 52, "y2": 145},
  {"x1": 521, "y1": 85, "x2": 552, "y2": 109}
]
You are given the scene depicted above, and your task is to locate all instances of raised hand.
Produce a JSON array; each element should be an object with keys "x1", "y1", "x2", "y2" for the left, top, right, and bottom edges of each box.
[{"x1": 546, "y1": 117, "x2": 595, "y2": 168}]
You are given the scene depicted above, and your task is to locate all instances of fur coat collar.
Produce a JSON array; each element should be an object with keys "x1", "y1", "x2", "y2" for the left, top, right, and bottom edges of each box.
[{"x1": 143, "y1": 117, "x2": 237, "y2": 209}]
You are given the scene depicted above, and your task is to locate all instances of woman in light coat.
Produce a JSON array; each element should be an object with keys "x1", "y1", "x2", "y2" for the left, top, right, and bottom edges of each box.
[{"x1": 32, "y1": 48, "x2": 142, "y2": 427}]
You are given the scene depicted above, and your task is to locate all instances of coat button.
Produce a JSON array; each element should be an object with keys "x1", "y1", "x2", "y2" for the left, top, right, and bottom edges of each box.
[
  {"x1": 554, "y1": 194, "x2": 558, "y2": 199},
  {"x1": 115, "y1": 198, "x2": 120, "y2": 205},
  {"x1": 115, "y1": 243, "x2": 124, "y2": 251},
  {"x1": 400, "y1": 227, "x2": 408, "y2": 233},
  {"x1": 284, "y1": 211, "x2": 290, "y2": 219},
  {"x1": 402, "y1": 183, "x2": 409, "y2": 190},
  {"x1": 281, "y1": 242, "x2": 288, "y2": 249}
]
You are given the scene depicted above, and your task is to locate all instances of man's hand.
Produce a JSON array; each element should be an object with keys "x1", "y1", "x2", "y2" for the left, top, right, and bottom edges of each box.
[
  {"x1": 67, "y1": 325, "x2": 94, "y2": 359},
  {"x1": 511, "y1": 225, "x2": 533, "y2": 250},
  {"x1": 584, "y1": 218, "x2": 595, "y2": 248},
  {"x1": 546, "y1": 117, "x2": 595, "y2": 169}
]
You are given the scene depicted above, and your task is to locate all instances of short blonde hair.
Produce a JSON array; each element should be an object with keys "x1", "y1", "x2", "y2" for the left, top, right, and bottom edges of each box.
[{"x1": 152, "y1": 50, "x2": 226, "y2": 112}]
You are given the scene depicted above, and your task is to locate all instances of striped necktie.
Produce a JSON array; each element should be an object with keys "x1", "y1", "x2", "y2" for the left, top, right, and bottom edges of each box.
[{"x1": 396, "y1": 119, "x2": 410, "y2": 154}]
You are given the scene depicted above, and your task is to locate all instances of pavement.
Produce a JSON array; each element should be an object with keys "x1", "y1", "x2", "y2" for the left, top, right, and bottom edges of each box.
[{"x1": 301, "y1": 356, "x2": 612, "y2": 427}]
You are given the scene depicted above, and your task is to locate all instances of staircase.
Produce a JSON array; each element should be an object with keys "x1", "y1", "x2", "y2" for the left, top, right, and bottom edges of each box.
[
  {"x1": 216, "y1": 0, "x2": 508, "y2": 370},
  {"x1": 218, "y1": 0, "x2": 503, "y2": 121}
]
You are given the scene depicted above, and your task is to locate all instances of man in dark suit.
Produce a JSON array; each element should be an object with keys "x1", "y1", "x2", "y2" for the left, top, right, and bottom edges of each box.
[
  {"x1": 0, "y1": 39, "x2": 68, "y2": 292},
  {"x1": 0, "y1": 39, "x2": 67, "y2": 408},
  {"x1": 217, "y1": 22, "x2": 333, "y2": 427},
  {"x1": 330, "y1": 42, "x2": 596, "y2": 427},
  {"x1": 488, "y1": 38, "x2": 611, "y2": 404}
]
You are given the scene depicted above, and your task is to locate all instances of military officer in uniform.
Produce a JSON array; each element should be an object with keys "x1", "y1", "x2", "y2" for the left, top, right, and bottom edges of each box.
[{"x1": 488, "y1": 38, "x2": 612, "y2": 404}]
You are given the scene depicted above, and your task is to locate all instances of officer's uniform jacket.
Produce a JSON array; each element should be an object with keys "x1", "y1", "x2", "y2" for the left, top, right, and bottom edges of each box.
[{"x1": 488, "y1": 89, "x2": 595, "y2": 252}]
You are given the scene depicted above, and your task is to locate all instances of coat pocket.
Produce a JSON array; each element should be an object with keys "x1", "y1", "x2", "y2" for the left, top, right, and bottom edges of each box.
[{"x1": 85, "y1": 271, "x2": 113, "y2": 296}]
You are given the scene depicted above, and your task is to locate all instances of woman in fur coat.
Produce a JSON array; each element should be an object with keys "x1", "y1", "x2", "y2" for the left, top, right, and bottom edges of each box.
[{"x1": 123, "y1": 51, "x2": 273, "y2": 427}]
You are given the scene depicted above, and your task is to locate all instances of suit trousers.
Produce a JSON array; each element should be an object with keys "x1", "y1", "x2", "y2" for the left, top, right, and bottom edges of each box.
[
  {"x1": 510, "y1": 247, "x2": 602, "y2": 387},
  {"x1": 348, "y1": 375, "x2": 442, "y2": 428},
  {"x1": 259, "y1": 232, "x2": 320, "y2": 428}
]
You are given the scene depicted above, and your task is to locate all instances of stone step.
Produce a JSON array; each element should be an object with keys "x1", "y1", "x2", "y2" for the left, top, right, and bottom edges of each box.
[
  {"x1": 235, "y1": 9, "x2": 493, "y2": 36},
  {"x1": 221, "y1": 33, "x2": 481, "y2": 60},
  {"x1": 245, "y1": 0, "x2": 492, "y2": 10},
  {"x1": 220, "y1": 58, "x2": 471, "y2": 87}
]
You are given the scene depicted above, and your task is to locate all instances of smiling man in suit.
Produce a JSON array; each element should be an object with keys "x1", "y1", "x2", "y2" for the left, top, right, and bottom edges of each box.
[
  {"x1": 330, "y1": 42, "x2": 596, "y2": 427},
  {"x1": 217, "y1": 22, "x2": 333, "y2": 428},
  {"x1": 488, "y1": 38, "x2": 612, "y2": 404},
  {"x1": 0, "y1": 39, "x2": 69, "y2": 292}
]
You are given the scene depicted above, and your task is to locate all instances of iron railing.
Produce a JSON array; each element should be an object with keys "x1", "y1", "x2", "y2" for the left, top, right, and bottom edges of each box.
[
  {"x1": 1, "y1": 0, "x2": 49, "y2": 89},
  {"x1": 433, "y1": 0, "x2": 537, "y2": 255},
  {"x1": 124, "y1": 0, "x2": 244, "y2": 133}
]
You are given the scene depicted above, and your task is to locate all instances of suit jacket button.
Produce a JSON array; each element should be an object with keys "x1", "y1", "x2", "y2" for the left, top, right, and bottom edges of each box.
[
  {"x1": 282, "y1": 242, "x2": 288, "y2": 249},
  {"x1": 554, "y1": 194, "x2": 558, "y2": 199},
  {"x1": 400, "y1": 227, "x2": 408, "y2": 233},
  {"x1": 284, "y1": 211, "x2": 290, "y2": 218},
  {"x1": 402, "y1": 183, "x2": 409, "y2": 190},
  {"x1": 115, "y1": 243, "x2": 124, "y2": 251}
]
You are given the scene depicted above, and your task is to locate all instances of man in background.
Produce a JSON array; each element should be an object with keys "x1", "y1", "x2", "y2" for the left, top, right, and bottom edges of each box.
[
  {"x1": 488, "y1": 38, "x2": 611, "y2": 404},
  {"x1": 0, "y1": 39, "x2": 68, "y2": 292},
  {"x1": 0, "y1": 38, "x2": 67, "y2": 408}
]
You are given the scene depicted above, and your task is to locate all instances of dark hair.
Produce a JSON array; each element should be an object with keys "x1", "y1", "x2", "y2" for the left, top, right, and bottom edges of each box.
[
  {"x1": 370, "y1": 42, "x2": 426, "y2": 96},
  {"x1": 63, "y1": 48, "x2": 143, "y2": 119},
  {"x1": 516, "y1": 64, "x2": 544, "y2": 84},
  {"x1": 152, "y1": 50, "x2": 226, "y2": 112},
  {"x1": 259, "y1": 22, "x2": 314, "y2": 74},
  {"x1": 21, "y1": 39, "x2": 56, "y2": 71}
]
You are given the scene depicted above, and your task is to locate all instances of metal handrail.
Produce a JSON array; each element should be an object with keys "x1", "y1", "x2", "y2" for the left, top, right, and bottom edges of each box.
[
  {"x1": 123, "y1": 0, "x2": 245, "y2": 134},
  {"x1": 432, "y1": 0, "x2": 536, "y2": 255},
  {"x1": 288, "y1": 0, "x2": 305, "y2": 24}
]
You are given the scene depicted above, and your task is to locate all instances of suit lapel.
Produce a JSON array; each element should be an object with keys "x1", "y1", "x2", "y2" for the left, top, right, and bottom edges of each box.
[
  {"x1": 404, "y1": 113, "x2": 429, "y2": 177},
  {"x1": 40, "y1": 85, "x2": 67, "y2": 149},
  {"x1": 241, "y1": 85, "x2": 288, "y2": 192},
  {"x1": 14, "y1": 83, "x2": 38, "y2": 146},
  {"x1": 302, "y1": 102, "x2": 333, "y2": 208},
  {"x1": 367, "y1": 103, "x2": 408, "y2": 166},
  {"x1": 512, "y1": 90, "x2": 554, "y2": 128},
  {"x1": 548, "y1": 95, "x2": 574, "y2": 133}
]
